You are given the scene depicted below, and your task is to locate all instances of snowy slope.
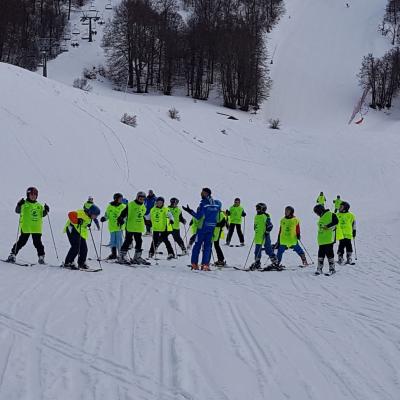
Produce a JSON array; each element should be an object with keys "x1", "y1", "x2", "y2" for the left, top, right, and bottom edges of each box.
[
  {"x1": 265, "y1": 0, "x2": 390, "y2": 129},
  {"x1": 1, "y1": 0, "x2": 400, "y2": 398}
]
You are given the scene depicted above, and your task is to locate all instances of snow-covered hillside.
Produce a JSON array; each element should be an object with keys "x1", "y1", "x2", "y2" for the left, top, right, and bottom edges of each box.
[{"x1": 1, "y1": 0, "x2": 400, "y2": 399}]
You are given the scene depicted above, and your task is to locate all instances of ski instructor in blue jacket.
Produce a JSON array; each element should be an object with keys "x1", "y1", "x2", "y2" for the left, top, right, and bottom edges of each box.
[{"x1": 183, "y1": 188, "x2": 221, "y2": 271}]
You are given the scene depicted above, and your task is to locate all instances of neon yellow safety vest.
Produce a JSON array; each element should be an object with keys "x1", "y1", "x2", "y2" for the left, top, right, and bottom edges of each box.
[
  {"x1": 168, "y1": 206, "x2": 182, "y2": 230},
  {"x1": 254, "y1": 213, "x2": 270, "y2": 245},
  {"x1": 20, "y1": 201, "x2": 44, "y2": 234},
  {"x1": 191, "y1": 217, "x2": 199, "y2": 234},
  {"x1": 317, "y1": 211, "x2": 336, "y2": 245},
  {"x1": 229, "y1": 205, "x2": 244, "y2": 224},
  {"x1": 333, "y1": 198, "x2": 342, "y2": 210},
  {"x1": 316, "y1": 195, "x2": 326, "y2": 205},
  {"x1": 336, "y1": 212, "x2": 355, "y2": 240},
  {"x1": 126, "y1": 201, "x2": 146, "y2": 233},
  {"x1": 64, "y1": 209, "x2": 92, "y2": 239},
  {"x1": 279, "y1": 217, "x2": 299, "y2": 247},
  {"x1": 105, "y1": 203, "x2": 126, "y2": 233},
  {"x1": 213, "y1": 211, "x2": 226, "y2": 242},
  {"x1": 151, "y1": 207, "x2": 173, "y2": 232}
]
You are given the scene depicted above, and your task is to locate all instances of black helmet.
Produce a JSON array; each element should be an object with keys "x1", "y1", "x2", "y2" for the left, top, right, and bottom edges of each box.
[
  {"x1": 170, "y1": 197, "x2": 179, "y2": 204},
  {"x1": 313, "y1": 204, "x2": 325, "y2": 216},
  {"x1": 340, "y1": 201, "x2": 350, "y2": 212},
  {"x1": 156, "y1": 196, "x2": 165, "y2": 203},
  {"x1": 285, "y1": 206, "x2": 294, "y2": 216},
  {"x1": 27, "y1": 187, "x2": 38, "y2": 197},
  {"x1": 113, "y1": 192, "x2": 123, "y2": 201},
  {"x1": 256, "y1": 202, "x2": 267, "y2": 212}
]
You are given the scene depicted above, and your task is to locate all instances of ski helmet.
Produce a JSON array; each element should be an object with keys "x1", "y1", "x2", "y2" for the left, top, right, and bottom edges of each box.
[
  {"x1": 26, "y1": 187, "x2": 38, "y2": 197},
  {"x1": 113, "y1": 193, "x2": 123, "y2": 201},
  {"x1": 285, "y1": 206, "x2": 294, "y2": 216},
  {"x1": 156, "y1": 196, "x2": 165, "y2": 203},
  {"x1": 87, "y1": 196, "x2": 94, "y2": 202},
  {"x1": 136, "y1": 191, "x2": 146, "y2": 199},
  {"x1": 340, "y1": 201, "x2": 350, "y2": 212},
  {"x1": 170, "y1": 197, "x2": 179, "y2": 205},
  {"x1": 87, "y1": 204, "x2": 100, "y2": 216},
  {"x1": 313, "y1": 204, "x2": 325, "y2": 216},
  {"x1": 202, "y1": 188, "x2": 212, "y2": 195},
  {"x1": 256, "y1": 202, "x2": 267, "y2": 212},
  {"x1": 234, "y1": 198, "x2": 241, "y2": 202}
]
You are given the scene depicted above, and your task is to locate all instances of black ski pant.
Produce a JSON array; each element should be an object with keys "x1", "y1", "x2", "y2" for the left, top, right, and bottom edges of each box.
[
  {"x1": 121, "y1": 232, "x2": 143, "y2": 252},
  {"x1": 170, "y1": 229, "x2": 185, "y2": 250},
  {"x1": 65, "y1": 227, "x2": 87, "y2": 266},
  {"x1": 338, "y1": 238, "x2": 352, "y2": 255},
  {"x1": 318, "y1": 243, "x2": 334, "y2": 260},
  {"x1": 214, "y1": 239, "x2": 225, "y2": 262},
  {"x1": 145, "y1": 219, "x2": 151, "y2": 234},
  {"x1": 226, "y1": 223, "x2": 244, "y2": 244},
  {"x1": 150, "y1": 231, "x2": 174, "y2": 256},
  {"x1": 12, "y1": 232, "x2": 45, "y2": 256}
]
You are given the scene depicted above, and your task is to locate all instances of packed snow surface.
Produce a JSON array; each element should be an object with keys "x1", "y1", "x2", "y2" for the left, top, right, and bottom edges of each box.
[{"x1": 0, "y1": 0, "x2": 399, "y2": 399}]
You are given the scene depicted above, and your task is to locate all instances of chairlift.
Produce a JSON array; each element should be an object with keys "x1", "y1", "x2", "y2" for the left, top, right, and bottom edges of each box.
[
  {"x1": 105, "y1": 1, "x2": 112, "y2": 10},
  {"x1": 81, "y1": 18, "x2": 89, "y2": 26},
  {"x1": 72, "y1": 25, "x2": 80, "y2": 35},
  {"x1": 89, "y1": 2, "x2": 97, "y2": 12},
  {"x1": 60, "y1": 43, "x2": 69, "y2": 52},
  {"x1": 63, "y1": 33, "x2": 72, "y2": 41}
]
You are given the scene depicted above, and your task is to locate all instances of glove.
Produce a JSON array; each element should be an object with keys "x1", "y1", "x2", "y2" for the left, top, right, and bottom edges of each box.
[
  {"x1": 182, "y1": 218, "x2": 187, "y2": 225},
  {"x1": 297, "y1": 234, "x2": 301, "y2": 240},
  {"x1": 44, "y1": 204, "x2": 50, "y2": 213},
  {"x1": 169, "y1": 219, "x2": 174, "y2": 225},
  {"x1": 17, "y1": 198, "x2": 25, "y2": 207},
  {"x1": 100, "y1": 216, "x2": 106, "y2": 223},
  {"x1": 353, "y1": 230, "x2": 356, "y2": 238},
  {"x1": 182, "y1": 205, "x2": 193, "y2": 213},
  {"x1": 77, "y1": 218, "x2": 84, "y2": 226},
  {"x1": 242, "y1": 212, "x2": 247, "y2": 217},
  {"x1": 189, "y1": 219, "x2": 193, "y2": 226},
  {"x1": 117, "y1": 216, "x2": 124, "y2": 226},
  {"x1": 225, "y1": 209, "x2": 230, "y2": 216}
]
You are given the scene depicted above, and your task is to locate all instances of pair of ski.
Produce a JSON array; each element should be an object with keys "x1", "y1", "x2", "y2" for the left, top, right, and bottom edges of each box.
[
  {"x1": 2, "y1": 259, "x2": 101, "y2": 272},
  {"x1": 2, "y1": 259, "x2": 42, "y2": 267},
  {"x1": 315, "y1": 270, "x2": 336, "y2": 277},
  {"x1": 233, "y1": 265, "x2": 287, "y2": 272}
]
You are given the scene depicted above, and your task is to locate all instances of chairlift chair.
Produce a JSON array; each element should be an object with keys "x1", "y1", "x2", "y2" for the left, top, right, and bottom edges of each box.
[{"x1": 105, "y1": 1, "x2": 112, "y2": 10}]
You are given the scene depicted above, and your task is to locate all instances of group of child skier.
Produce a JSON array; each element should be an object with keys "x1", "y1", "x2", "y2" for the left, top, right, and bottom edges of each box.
[{"x1": 5, "y1": 187, "x2": 356, "y2": 274}]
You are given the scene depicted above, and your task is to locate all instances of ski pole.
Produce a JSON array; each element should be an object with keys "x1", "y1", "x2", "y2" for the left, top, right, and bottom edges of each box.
[
  {"x1": 99, "y1": 221, "x2": 104, "y2": 261},
  {"x1": 183, "y1": 223, "x2": 190, "y2": 249},
  {"x1": 299, "y1": 239, "x2": 314, "y2": 265},
  {"x1": 243, "y1": 238, "x2": 255, "y2": 269},
  {"x1": 47, "y1": 214, "x2": 59, "y2": 261},
  {"x1": 353, "y1": 238, "x2": 358, "y2": 260},
  {"x1": 12, "y1": 214, "x2": 22, "y2": 255},
  {"x1": 243, "y1": 216, "x2": 246, "y2": 238},
  {"x1": 89, "y1": 227, "x2": 102, "y2": 270}
]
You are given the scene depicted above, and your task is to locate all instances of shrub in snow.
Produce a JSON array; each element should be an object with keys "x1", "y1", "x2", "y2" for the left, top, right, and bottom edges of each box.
[
  {"x1": 168, "y1": 107, "x2": 180, "y2": 121},
  {"x1": 121, "y1": 113, "x2": 137, "y2": 127},
  {"x1": 269, "y1": 118, "x2": 281, "y2": 130},
  {"x1": 97, "y1": 64, "x2": 107, "y2": 78},
  {"x1": 83, "y1": 67, "x2": 97, "y2": 80},
  {"x1": 73, "y1": 77, "x2": 92, "y2": 92}
]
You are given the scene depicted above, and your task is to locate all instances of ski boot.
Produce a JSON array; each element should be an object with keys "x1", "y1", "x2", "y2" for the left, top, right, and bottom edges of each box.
[
  {"x1": 132, "y1": 250, "x2": 150, "y2": 265},
  {"x1": 79, "y1": 263, "x2": 90, "y2": 270},
  {"x1": 38, "y1": 255, "x2": 46, "y2": 265},
  {"x1": 337, "y1": 254, "x2": 344, "y2": 265},
  {"x1": 201, "y1": 264, "x2": 210, "y2": 271},
  {"x1": 63, "y1": 262, "x2": 78, "y2": 270},
  {"x1": 180, "y1": 247, "x2": 188, "y2": 255},
  {"x1": 300, "y1": 253, "x2": 309, "y2": 267},
  {"x1": 167, "y1": 254, "x2": 175, "y2": 260},
  {"x1": 106, "y1": 247, "x2": 118, "y2": 260},
  {"x1": 118, "y1": 251, "x2": 131, "y2": 265},
  {"x1": 225, "y1": 241, "x2": 230, "y2": 246},
  {"x1": 249, "y1": 260, "x2": 261, "y2": 271},
  {"x1": 328, "y1": 258, "x2": 336, "y2": 274},
  {"x1": 345, "y1": 252, "x2": 353, "y2": 265},
  {"x1": 214, "y1": 260, "x2": 226, "y2": 267},
  {"x1": 191, "y1": 263, "x2": 199, "y2": 270},
  {"x1": 6, "y1": 253, "x2": 16, "y2": 263},
  {"x1": 239, "y1": 242, "x2": 245, "y2": 247},
  {"x1": 315, "y1": 257, "x2": 324, "y2": 275}
]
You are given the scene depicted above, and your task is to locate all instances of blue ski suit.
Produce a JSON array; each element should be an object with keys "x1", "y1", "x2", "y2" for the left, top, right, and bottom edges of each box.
[{"x1": 190, "y1": 196, "x2": 221, "y2": 265}]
